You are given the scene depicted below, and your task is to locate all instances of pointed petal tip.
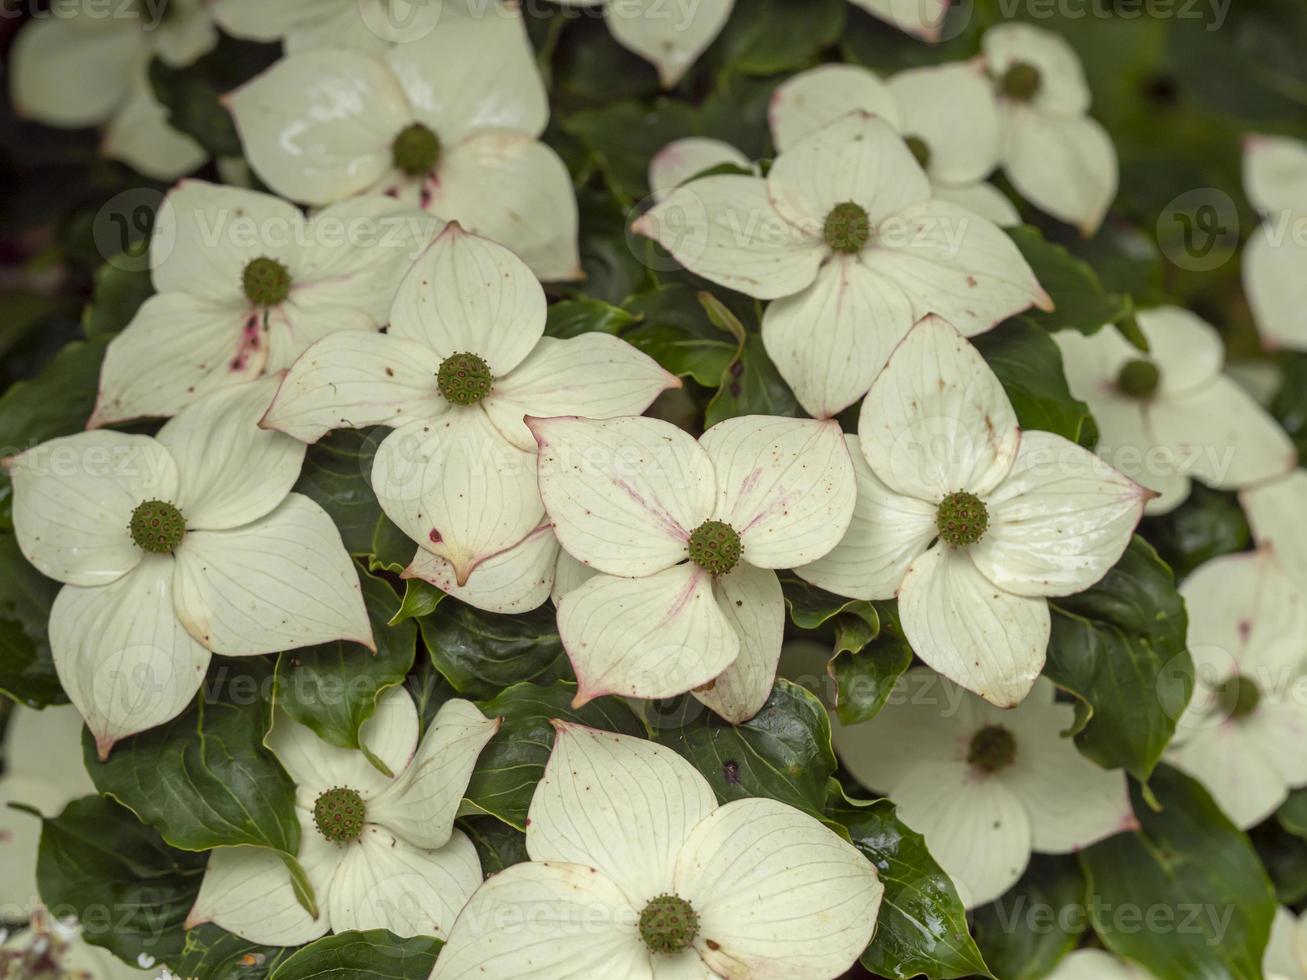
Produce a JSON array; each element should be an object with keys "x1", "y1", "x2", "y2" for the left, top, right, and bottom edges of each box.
[
  {"x1": 95, "y1": 733, "x2": 116, "y2": 762},
  {"x1": 1034, "y1": 288, "x2": 1056, "y2": 313}
]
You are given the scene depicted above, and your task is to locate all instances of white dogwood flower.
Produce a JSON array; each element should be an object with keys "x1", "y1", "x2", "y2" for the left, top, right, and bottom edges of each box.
[
  {"x1": 1243, "y1": 470, "x2": 1307, "y2": 595},
  {"x1": 432, "y1": 723, "x2": 883, "y2": 980},
  {"x1": 1166, "y1": 548, "x2": 1307, "y2": 829},
  {"x1": 1243, "y1": 134, "x2": 1307, "y2": 351},
  {"x1": 225, "y1": 11, "x2": 581, "y2": 282},
  {"x1": 1055, "y1": 306, "x2": 1296, "y2": 514},
  {"x1": 212, "y1": 0, "x2": 441, "y2": 54},
  {"x1": 529, "y1": 414, "x2": 855, "y2": 721},
  {"x1": 981, "y1": 23, "x2": 1118, "y2": 234},
  {"x1": 634, "y1": 111, "x2": 1048, "y2": 418},
  {"x1": 770, "y1": 63, "x2": 1019, "y2": 226},
  {"x1": 834, "y1": 668, "x2": 1135, "y2": 908},
  {"x1": 4, "y1": 377, "x2": 372, "y2": 756},
  {"x1": 8, "y1": 0, "x2": 213, "y2": 178},
  {"x1": 264, "y1": 223, "x2": 676, "y2": 604},
  {"x1": 187, "y1": 687, "x2": 500, "y2": 944},
  {"x1": 90, "y1": 181, "x2": 435, "y2": 428},
  {"x1": 797, "y1": 316, "x2": 1150, "y2": 707},
  {"x1": 552, "y1": 0, "x2": 735, "y2": 88}
]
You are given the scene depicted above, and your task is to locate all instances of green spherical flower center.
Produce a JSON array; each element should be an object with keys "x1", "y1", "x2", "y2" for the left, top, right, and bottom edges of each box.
[
  {"x1": 687, "y1": 520, "x2": 741, "y2": 576},
  {"x1": 969, "y1": 724, "x2": 1017, "y2": 773},
  {"x1": 936, "y1": 491, "x2": 989, "y2": 548},
  {"x1": 639, "y1": 894, "x2": 699, "y2": 955},
  {"x1": 313, "y1": 786, "x2": 366, "y2": 844},
  {"x1": 905, "y1": 135, "x2": 932, "y2": 170},
  {"x1": 823, "y1": 202, "x2": 871, "y2": 254},
  {"x1": 242, "y1": 256, "x2": 292, "y2": 307},
  {"x1": 129, "y1": 500, "x2": 186, "y2": 554},
  {"x1": 437, "y1": 352, "x2": 493, "y2": 405},
  {"x1": 1001, "y1": 61, "x2": 1042, "y2": 102},
  {"x1": 1214, "y1": 674, "x2": 1261, "y2": 720},
  {"x1": 1116, "y1": 358, "x2": 1161, "y2": 400},
  {"x1": 392, "y1": 122, "x2": 441, "y2": 176}
]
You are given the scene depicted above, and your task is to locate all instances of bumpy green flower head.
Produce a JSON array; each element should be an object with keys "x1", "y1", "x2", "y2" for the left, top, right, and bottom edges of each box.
[
  {"x1": 823, "y1": 202, "x2": 871, "y2": 254},
  {"x1": 969, "y1": 725, "x2": 1017, "y2": 773},
  {"x1": 688, "y1": 520, "x2": 741, "y2": 576},
  {"x1": 130, "y1": 500, "x2": 185, "y2": 554},
  {"x1": 1214, "y1": 674, "x2": 1261, "y2": 720},
  {"x1": 314, "y1": 786, "x2": 366, "y2": 844},
  {"x1": 392, "y1": 122, "x2": 441, "y2": 176},
  {"x1": 936, "y1": 492, "x2": 989, "y2": 548},
  {"x1": 639, "y1": 894, "x2": 699, "y2": 955},
  {"x1": 1001, "y1": 61, "x2": 1042, "y2": 102},
  {"x1": 1116, "y1": 358, "x2": 1161, "y2": 399},
  {"x1": 242, "y1": 256, "x2": 292, "y2": 307},
  {"x1": 437, "y1": 352, "x2": 493, "y2": 405}
]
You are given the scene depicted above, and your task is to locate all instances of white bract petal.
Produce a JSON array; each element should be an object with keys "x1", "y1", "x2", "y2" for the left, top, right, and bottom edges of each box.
[
  {"x1": 171, "y1": 494, "x2": 372, "y2": 656},
  {"x1": 769, "y1": 65, "x2": 901, "y2": 153},
  {"x1": 857, "y1": 315, "x2": 1020, "y2": 501},
  {"x1": 932, "y1": 180, "x2": 1021, "y2": 227},
  {"x1": 888, "y1": 63, "x2": 1001, "y2": 186},
  {"x1": 1243, "y1": 471, "x2": 1307, "y2": 594},
  {"x1": 156, "y1": 376, "x2": 306, "y2": 531},
  {"x1": 50, "y1": 557, "x2": 210, "y2": 758},
  {"x1": 969, "y1": 430, "x2": 1150, "y2": 598},
  {"x1": 1001, "y1": 109, "x2": 1118, "y2": 235},
  {"x1": 103, "y1": 74, "x2": 208, "y2": 181},
  {"x1": 484, "y1": 335, "x2": 679, "y2": 451},
  {"x1": 793, "y1": 435, "x2": 939, "y2": 601},
  {"x1": 649, "y1": 138, "x2": 755, "y2": 201},
  {"x1": 530, "y1": 416, "x2": 715, "y2": 577},
  {"x1": 633, "y1": 175, "x2": 824, "y2": 300},
  {"x1": 1045, "y1": 949, "x2": 1152, "y2": 980},
  {"x1": 389, "y1": 223, "x2": 546, "y2": 376},
  {"x1": 846, "y1": 0, "x2": 949, "y2": 41},
  {"x1": 227, "y1": 50, "x2": 412, "y2": 205},
  {"x1": 8, "y1": 17, "x2": 139, "y2": 127},
  {"x1": 404, "y1": 525, "x2": 559, "y2": 615},
  {"x1": 557, "y1": 565, "x2": 739, "y2": 704},
  {"x1": 7, "y1": 432, "x2": 178, "y2": 586},
  {"x1": 263, "y1": 332, "x2": 447, "y2": 444},
  {"x1": 527, "y1": 722, "x2": 718, "y2": 908},
  {"x1": 1168, "y1": 723, "x2": 1287, "y2": 830},
  {"x1": 607, "y1": 0, "x2": 735, "y2": 88},
  {"x1": 700, "y1": 415, "x2": 856, "y2": 569},
  {"x1": 898, "y1": 543, "x2": 1049, "y2": 707},
  {"x1": 372, "y1": 414, "x2": 544, "y2": 584},
  {"x1": 1245, "y1": 133, "x2": 1307, "y2": 215},
  {"x1": 676, "y1": 797, "x2": 883, "y2": 979},
  {"x1": 1242, "y1": 221, "x2": 1307, "y2": 352},
  {"x1": 694, "y1": 563, "x2": 786, "y2": 724}
]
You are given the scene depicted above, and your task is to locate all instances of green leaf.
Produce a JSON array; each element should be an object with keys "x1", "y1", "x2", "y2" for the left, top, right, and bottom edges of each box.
[
  {"x1": 0, "y1": 530, "x2": 64, "y2": 707},
  {"x1": 268, "y1": 930, "x2": 443, "y2": 980},
  {"x1": 1007, "y1": 226, "x2": 1132, "y2": 337},
  {"x1": 833, "y1": 798, "x2": 991, "y2": 980},
  {"x1": 173, "y1": 924, "x2": 290, "y2": 980},
  {"x1": 370, "y1": 514, "x2": 417, "y2": 574},
  {"x1": 0, "y1": 337, "x2": 106, "y2": 451},
  {"x1": 564, "y1": 100, "x2": 700, "y2": 205},
  {"x1": 148, "y1": 57, "x2": 241, "y2": 158},
  {"x1": 293, "y1": 428, "x2": 386, "y2": 557},
  {"x1": 82, "y1": 260, "x2": 153, "y2": 340},
  {"x1": 830, "y1": 633, "x2": 915, "y2": 725},
  {"x1": 971, "y1": 856, "x2": 1088, "y2": 980},
  {"x1": 624, "y1": 283, "x2": 741, "y2": 387},
  {"x1": 704, "y1": 332, "x2": 801, "y2": 426},
  {"x1": 1079, "y1": 765, "x2": 1277, "y2": 980},
  {"x1": 84, "y1": 658, "x2": 300, "y2": 856},
  {"x1": 1279, "y1": 789, "x2": 1307, "y2": 838},
  {"x1": 655, "y1": 679, "x2": 835, "y2": 817},
  {"x1": 1045, "y1": 537, "x2": 1190, "y2": 781},
  {"x1": 419, "y1": 601, "x2": 570, "y2": 699},
  {"x1": 780, "y1": 576, "x2": 879, "y2": 632},
  {"x1": 717, "y1": 0, "x2": 846, "y2": 75},
  {"x1": 1140, "y1": 484, "x2": 1251, "y2": 581},
  {"x1": 974, "y1": 317, "x2": 1098, "y2": 447},
  {"x1": 461, "y1": 815, "x2": 529, "y2": 875},
  {"x1": 1271, "y1": 352, "x2": 1307, "y2": 460},
  {"x1": 464, "y1": 680, "x2": 646, "y2": 829},
  {"x1": 390, "y1": 578, "x2": 445, "y2": 625},
  {"x1": 1254, "y1": 822, "x2": 1307, "y2": 905},
  {"x1": 37, "y1": 795, "x2": 206, "y2": 964},
  {"x1": 275, "y1": 572, "x2": 416, "y2": 760},
  {"x1": 544, "y1": 298, "x2": 636, "y2": 339}
]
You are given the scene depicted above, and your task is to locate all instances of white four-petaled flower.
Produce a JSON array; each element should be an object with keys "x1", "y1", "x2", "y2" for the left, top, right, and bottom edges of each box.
[
  {"x1": 1055, "y1": 306, "x2": 1296, "y2": 514},
  {"x1": 187, "y1": 687, "x2": 500, "y2": 944},
  {"x1": 834, "y1": 668, "x2": 1135, "y2": 908},
  {"x1": 797, "y1": 316, "x2": 1151, "y2": 707},
  {"x1": 1165, "y1": 549, "x2": 1307, "y2": 829},
  {"x1": 529, "y1": 413, "x2": 855, "y2": 721},
  {"x1": 431, "y1": 723, "x2": 883, "y2": 980},
  {"x1": 91, "y1": 180, "x2": 435, "y2": 427},
  {"x1": 635, "y1": 111, "x2": 1048, "y2": 419},
  {"x1": 226, "y1": 10, "x2": 581, "y2": 282},
  {"x1": 5, "y1": 376, "x2": 372, "y2": 755},
  {"x1": 264, "y1": 224, "x2": 676, "y2": 610}
]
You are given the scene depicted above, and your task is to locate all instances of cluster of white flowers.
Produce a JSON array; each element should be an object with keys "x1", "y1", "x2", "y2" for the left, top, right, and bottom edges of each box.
[{"x1": 6, "y1": 0, "x2": 1307, "y2": 977}]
